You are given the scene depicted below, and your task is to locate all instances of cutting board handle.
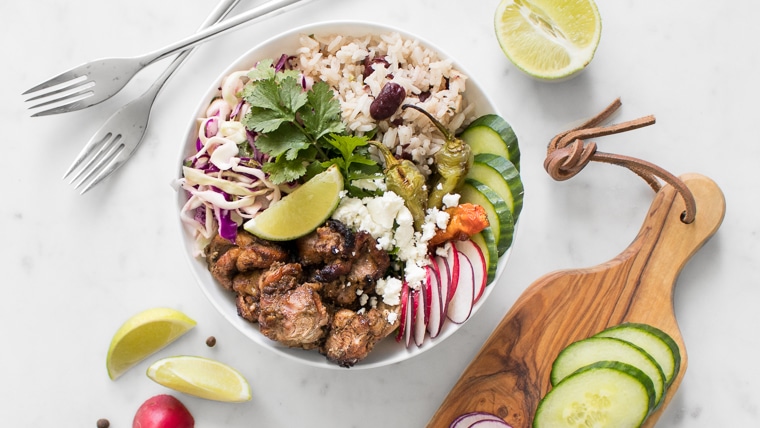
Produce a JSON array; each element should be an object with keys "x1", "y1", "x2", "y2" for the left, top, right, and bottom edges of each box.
[{"x1": 427, "y1": 173, "x2": 725, "y2": 428}]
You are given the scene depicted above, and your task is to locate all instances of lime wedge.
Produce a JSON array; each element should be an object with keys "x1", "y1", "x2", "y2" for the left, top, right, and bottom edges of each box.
[
  {"x1": 494, "y1": 0, "x2": 602, "y2": 80},
  {"x1": 106, "y1": 307, "x2": 196, "y2": 380},
  {"x1": 147, "y1": 356, "x2": 252, "y2": 403},
  {"x1": 243, "y1": 165, "x2": 343, "y2": 241}
]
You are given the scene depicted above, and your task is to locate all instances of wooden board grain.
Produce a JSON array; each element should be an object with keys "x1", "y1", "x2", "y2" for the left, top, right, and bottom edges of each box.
[{"x1": 428, "y1": 173, "x2": 725, "y2": 428}]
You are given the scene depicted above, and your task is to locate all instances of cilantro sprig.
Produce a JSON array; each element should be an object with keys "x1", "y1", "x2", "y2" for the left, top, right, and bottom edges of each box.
[{"x1": 241, "y1": 59, "x2": 378, "y2": 186}]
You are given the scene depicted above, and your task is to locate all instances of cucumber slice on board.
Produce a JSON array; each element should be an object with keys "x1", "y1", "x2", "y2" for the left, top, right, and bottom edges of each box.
[
  {"x1": 595, "y1": 323, "x2": 681, "y2": 387},
  {"x1": 459, "y1": 179, "x2": 514, "y2": 257},
  {"x1": 534, "y1": 361, "x2": 655, "y2": 428},
  {"x1": 550, "y1": 336, "x2": 666, "y2": 409},
  {"x1": 470, "y1": 153, "x2": 524, "y2": 220},
  {"x1": 460, "y1": 115, "x2": 520, "y2": 170}
]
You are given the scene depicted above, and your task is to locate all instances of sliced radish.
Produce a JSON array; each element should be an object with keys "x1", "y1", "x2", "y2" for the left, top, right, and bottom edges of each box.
[
  {"x1": 426, "y1": 261, "x2": 443, "y2": 338},
  {"x1": 454, "y1": 239, "x2": 488, "y2": 304},
  {"x1": 444, "y1": 242, "x2": 460, "y2": 301},
  {"x1": 434, "y1": 255, "x2": 451, "y2": 328},
  {"x1": 413, "y1": 288, "x2": 427, "y2": 346},
  {"x1": 396, "y1": 282, "x2": 410, "y2": 343},
  {"x1": 447, "y1": 248, "x2": 475, "y2": 324},
  {"x1": 469, "y1": 419, "x2": 513, "y2": 427},
  {"x1": 422, "y1": 269, "x2": 432, "y2": 327},
  {"x1": 449, "y1": 411, "x2": 510, "y2": 428},
  {"x1": 405, "y1": 286, "x2": 416, "y2": 348}
]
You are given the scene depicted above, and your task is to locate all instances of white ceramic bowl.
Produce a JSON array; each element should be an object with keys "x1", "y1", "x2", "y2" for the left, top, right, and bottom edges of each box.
[{"x1": 175, "y1": 20, "x2": 513, "y2": 369}]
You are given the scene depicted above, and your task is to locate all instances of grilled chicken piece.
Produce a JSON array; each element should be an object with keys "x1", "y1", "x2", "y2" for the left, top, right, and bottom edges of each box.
[
  {"x1": 209, "y1": 247, "x2": 241, "y2": 290},
  {"x1": 233, "y1": 270, "x2": 263, "y2": 323},
  {"x1": 347, "y1": 231, "x2": 391, "y2": 289},
  {"x1": 205, "y1": 230, "x2": 289, "y2": 290},
  {"x1": 236, "y1": 234, "x2": 290, "y2": 271},
  {"x1": 258, "y1": 263, "x2": 328, "y2": 349},
  {"x1": 297, "y1": 220, "x2": 355, "y2": 282},
  {"x1": 321, "y1": 303, "x2": 400, "y2": 367},
  {"x1": 296, "y1": 220, "x2": 355, "y2": 265}
]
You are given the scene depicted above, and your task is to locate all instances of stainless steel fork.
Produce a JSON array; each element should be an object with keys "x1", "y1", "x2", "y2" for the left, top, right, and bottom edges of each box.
[
  {"x1": 23, "y1": 0, "x2": 306, "y2": 116},
  {"x1": 62, "y1": 0, "x2": 244, "y2": 194}
]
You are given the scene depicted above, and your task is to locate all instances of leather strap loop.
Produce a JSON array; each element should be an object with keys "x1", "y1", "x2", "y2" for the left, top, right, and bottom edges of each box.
[{"x1": 545, "y1": 98, "x2": 697, "y2": 224}]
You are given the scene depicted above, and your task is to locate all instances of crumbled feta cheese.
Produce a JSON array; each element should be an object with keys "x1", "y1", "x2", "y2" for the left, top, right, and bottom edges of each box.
[
  {"x1": 359, "y1": 293, "x2": 369, "y2": 306},
  {"x1": 376, "y1": 277, "x2": 403, "y2": 306},
  {"x1": 442, "y1": 192, "x2": 461, "y2": 209},
  {"x1": 387, "y1": 311, "x2": 398, "y2": 324}
]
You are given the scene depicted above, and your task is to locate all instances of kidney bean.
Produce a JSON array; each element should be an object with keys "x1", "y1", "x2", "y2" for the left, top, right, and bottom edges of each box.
[{"x1": 370, "y1": 82, "x2": 406, "y2": 120}]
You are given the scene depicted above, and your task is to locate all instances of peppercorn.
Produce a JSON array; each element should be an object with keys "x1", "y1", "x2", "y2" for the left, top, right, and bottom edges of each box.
[
  {"x1": 206, "y1": 336, "x2": 217, "y2": 347},
  {"x1": 96, "y1": 418, "x2": 110, "y2": 428}
]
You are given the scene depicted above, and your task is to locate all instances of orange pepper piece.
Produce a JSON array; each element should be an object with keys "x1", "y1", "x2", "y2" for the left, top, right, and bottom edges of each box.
[{"x1": 428, "y1": 203, "x2": 489, "y2": 247}]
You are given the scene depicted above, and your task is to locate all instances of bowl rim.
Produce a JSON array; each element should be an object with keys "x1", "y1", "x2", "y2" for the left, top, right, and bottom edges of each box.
[{"x1": 174, "y1": 19, "x2": 514, "y2": 369}]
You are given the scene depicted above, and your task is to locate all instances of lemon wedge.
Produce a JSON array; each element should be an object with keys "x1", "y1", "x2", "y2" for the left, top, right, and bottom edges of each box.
[
  {"x1": 147, "y1": 356, "x2": 252, "y2": 403},
  {"x1": 106, "y1": 307, "x2": 196, "y2": 380},
  {"x1": 243, "y1": 164, "x2": 343, "y2": 241},
  {"x1": 494, "y1": 0, "x2": 602, "y2": 80}
]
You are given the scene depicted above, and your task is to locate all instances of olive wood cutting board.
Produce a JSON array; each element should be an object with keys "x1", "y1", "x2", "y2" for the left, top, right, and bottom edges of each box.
[{"x1": 427, "y1": 173, "x2": 725, "y2": 428}]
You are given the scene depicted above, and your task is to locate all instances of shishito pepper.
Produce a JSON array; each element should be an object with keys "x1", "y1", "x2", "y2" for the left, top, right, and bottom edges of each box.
[
  {"x1": 403, "y1": 104, "x2": 472, "y2": 209},
  {"x1": 369, "y1": 140, "x2": 428, "y2": 229}
]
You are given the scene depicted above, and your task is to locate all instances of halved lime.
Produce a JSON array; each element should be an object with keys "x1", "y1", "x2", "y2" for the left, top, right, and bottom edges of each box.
[
  {"x1": 106, "y1": 307, "x2": 196, "y2": 380},
  {"x1": 243, "y1": 165, "x2": 343, "y2": 241},
  {"x1": 494, "y1": 0, "x2": 602, "y2": 80},
  {"x1": 147, "y1": 356, "x2": 252, "y2": 403}
]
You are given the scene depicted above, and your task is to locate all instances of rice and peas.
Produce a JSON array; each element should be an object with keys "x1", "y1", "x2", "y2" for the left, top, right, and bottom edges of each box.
[{"x1": 179, "y1": 30, "x2": 476, "y2": 325}]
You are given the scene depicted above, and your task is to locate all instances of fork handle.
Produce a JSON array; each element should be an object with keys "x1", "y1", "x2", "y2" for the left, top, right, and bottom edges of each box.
[
  {"x1": 142, "y1": 0, "x2": 242, "y2": 98},
  {"x1": 138, "y1": 0, "x2": 309, "y2": 67}
]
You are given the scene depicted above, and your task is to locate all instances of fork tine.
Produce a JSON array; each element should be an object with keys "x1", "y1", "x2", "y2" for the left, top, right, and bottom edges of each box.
[
  {"x1": 22, "y1": 69, "x2": 84, "y2": 95},
  {"x1": 77, "y1": 153, "x2": 125, "y2": 195},
  {"x1": 70, "y1": 135, "x2": 125, "y2": 194},
  {"x1": 25, "y1": 77, "x2": 92, "y2": 102},
  {"x1": 63, "y1": 132, "x2": 113, "y2": 179},
  {"x1": 68, "y1": 133, "x2": 122, "y2": 184},
  {"x1": 27, "y1": 87, "x2": 94, "y2": 111}
]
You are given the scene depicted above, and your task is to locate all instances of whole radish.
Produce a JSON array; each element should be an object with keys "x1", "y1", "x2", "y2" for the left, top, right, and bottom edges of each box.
[{"x1": 133, "y1": 394, "x2": 194, "y2": 428}]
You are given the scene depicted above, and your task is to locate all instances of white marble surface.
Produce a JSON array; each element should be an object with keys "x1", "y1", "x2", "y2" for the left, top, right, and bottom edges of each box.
[{"x1": 3, "y1": 0, "x2": 758, "y2": 426}]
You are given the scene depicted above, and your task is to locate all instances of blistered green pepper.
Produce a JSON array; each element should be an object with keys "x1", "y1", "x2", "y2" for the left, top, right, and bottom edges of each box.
[
  {"x1": 369, "y1": 140, "x2": 428, "y2": 229},
  {"x1": 403, "y1": 104, "x2": 472, "y2": 209}
]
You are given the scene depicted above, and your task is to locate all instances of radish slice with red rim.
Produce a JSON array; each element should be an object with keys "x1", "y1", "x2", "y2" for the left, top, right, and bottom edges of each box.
[
  {"x1": 449, "y1": 411, "x2": 511, "y2": 428},
  {"x1": 469, "y1": 419, "x2": 513, "y2": 427},
  {"x1": 426, "y1": 261, "x2": 443, "y2": 338}
]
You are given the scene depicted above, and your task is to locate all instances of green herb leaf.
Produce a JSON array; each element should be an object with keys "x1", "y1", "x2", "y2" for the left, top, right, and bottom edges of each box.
[
  {"x1": 262, "y1": 154, "x2": 308, "y2": 184},
  {"x1": 255, "y1": 123, "x2": 310, "y2": 160},
  {"x1": 301, "y1": 82, "x2": 345, "y2": 140},
  {"x1": 246, "y1": 59, "x2": 275, "y2": 81}
]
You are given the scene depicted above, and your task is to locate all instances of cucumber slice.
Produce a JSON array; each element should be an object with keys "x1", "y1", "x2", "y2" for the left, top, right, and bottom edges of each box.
[
  {"x1": 534, "y1": 361, "x2": 655, "y2": 428},
  {"x1": 551, "y1": 336, "x2": 666, "y2": 409},
  {"x1": 470, "y1": 230, "x2": 498, "y2": 285},
  {"x1": 459, "y1": 179, "x2": 514, "y2": 257},
  {"x1": 460, "y1": 115, "x2": 520, "y2": 170},
  {"x1": 470, "y1": 153, "x2": 524, "y2": 220},
  {"x1": 595, "y1": 323, "x2": 681, "y2": 387}
]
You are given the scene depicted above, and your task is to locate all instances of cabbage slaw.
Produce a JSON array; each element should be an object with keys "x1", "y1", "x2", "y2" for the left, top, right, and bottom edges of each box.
[{"x1": 177, "y1": 67, "x2": 291, "y2": 256}]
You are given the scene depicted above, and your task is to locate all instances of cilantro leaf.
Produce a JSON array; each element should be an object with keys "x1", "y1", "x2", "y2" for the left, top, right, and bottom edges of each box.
[
  {"x1": 246, "y1": 59, "x2": 275, "y2": 81},
  {"x1": 324, "y1": 134, "x2": 379, "y2": 182},
  {"x1": 278, "y1": 76, "x2": 309, "y2": 114},
  {"x1": 254, "y1": 123, "x2": 310, "y2": 160},
  {"x1": 300, "y1": 82, "x2": 345, "y2": 140},
  {"x1": 243, "y1": 107, "x2": 289, "y2": 133},
  {"x1": 262, "y1": 154, "x2": 308, "y2": 184}
]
